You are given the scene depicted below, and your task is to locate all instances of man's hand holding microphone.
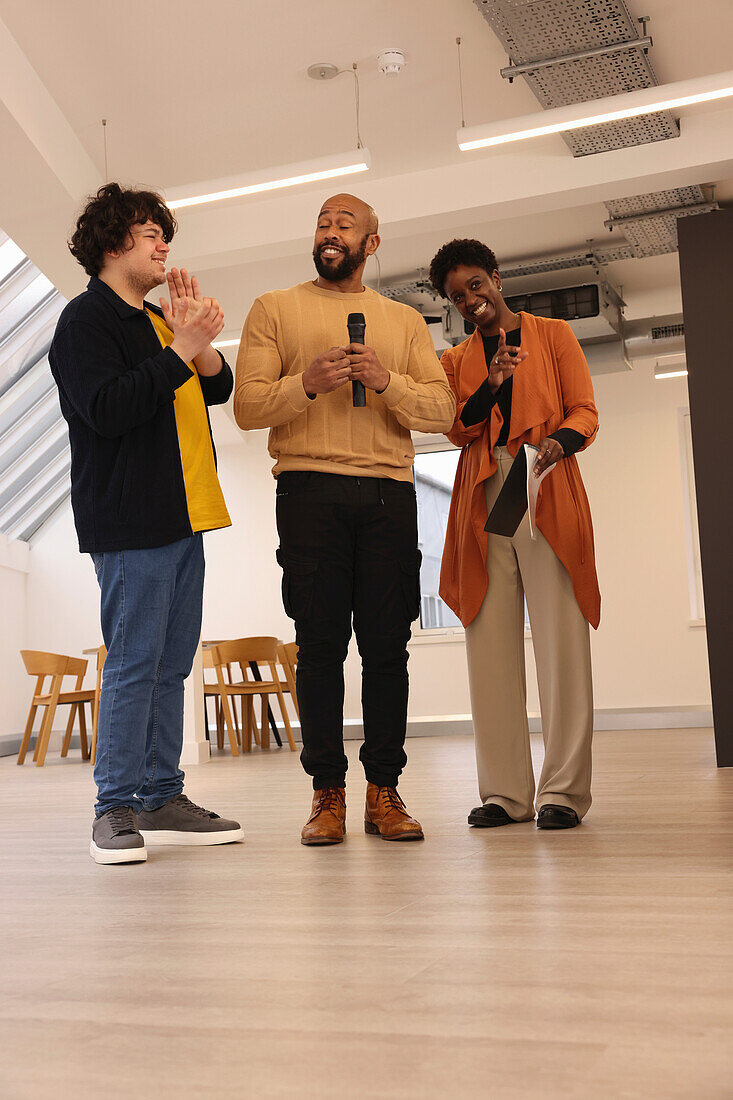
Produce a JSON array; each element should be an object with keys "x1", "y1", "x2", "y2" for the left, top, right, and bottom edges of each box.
[{"x1": 302, "y1": 312, "x2": 389, "y2": 403}]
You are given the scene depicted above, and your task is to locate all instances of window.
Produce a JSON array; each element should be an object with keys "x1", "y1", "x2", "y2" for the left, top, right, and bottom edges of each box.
[
  {"x1": 679, "y1": 409, "x2": 705, "y2": 623},
  {"x1": 414, "y1": 442, "x2": 462, "y2": 635},
  {"x1": 413, "y1": 437, "x2": 532, "y2": 639},
  {"x1": 0, "y1": 230, "x2": 68, "y2": 542}
]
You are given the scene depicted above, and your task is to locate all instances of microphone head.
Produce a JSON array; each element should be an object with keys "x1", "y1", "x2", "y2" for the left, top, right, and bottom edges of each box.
[{"x1": 347, "y1": 311, "x2": 366, "y2": 343}]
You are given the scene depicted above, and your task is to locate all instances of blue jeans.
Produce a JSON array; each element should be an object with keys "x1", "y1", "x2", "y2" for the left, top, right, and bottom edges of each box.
[{"x1": 91, "y1": 535, "x2": 204, "y2": 817}]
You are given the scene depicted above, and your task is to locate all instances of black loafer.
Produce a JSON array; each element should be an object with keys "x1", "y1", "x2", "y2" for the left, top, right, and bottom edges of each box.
[
  {"x1": 537, "y1": 805, "x2": 579, "y2": 829},
  {"x1": 468, "y1": 803, "x2": 518, "y2": 828}
]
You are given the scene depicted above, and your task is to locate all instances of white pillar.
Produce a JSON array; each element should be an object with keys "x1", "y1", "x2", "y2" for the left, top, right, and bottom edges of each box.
[{"x1": 180, "y1": 643, "x2": 210, "y2": 765}]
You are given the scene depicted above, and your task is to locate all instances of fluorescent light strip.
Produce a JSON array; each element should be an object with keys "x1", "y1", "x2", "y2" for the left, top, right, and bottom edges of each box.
[
  {"x1": 167, "y1": 152, "x2": 371, "y2": 210},
  {"x1": 655, "y1": 370, "x2": 688, "y2": 380},
  {"x1": 212, "y1": 339, "x2": 240, "y2": 349},
  {"x1": 458, "y1": 70, "x2": 733, "y2": 151}
]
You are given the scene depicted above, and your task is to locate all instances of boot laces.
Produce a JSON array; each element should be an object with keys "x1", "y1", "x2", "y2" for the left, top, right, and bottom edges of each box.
[
  {"x1": 313, "y1": 787, "x2": 345, "y2": 818},
  {"x1": 376, "y1": 787, "x2": 408, "y2": 816}
]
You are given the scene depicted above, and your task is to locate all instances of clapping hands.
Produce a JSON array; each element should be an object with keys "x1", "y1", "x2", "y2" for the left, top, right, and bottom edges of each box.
[{"x1": 160, "y1": 267, "x2": 225, "y2": 369}]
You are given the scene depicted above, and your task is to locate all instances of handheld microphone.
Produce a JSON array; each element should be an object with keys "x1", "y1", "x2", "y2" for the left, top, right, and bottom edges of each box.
[{"x1": 347, "y1": 312, "x2": 367, "y2": 408}]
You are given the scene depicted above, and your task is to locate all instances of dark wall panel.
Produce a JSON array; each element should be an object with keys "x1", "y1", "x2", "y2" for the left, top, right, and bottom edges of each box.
[{"x1": 678, "y1": 210, "x2": 733, "y2": 767}]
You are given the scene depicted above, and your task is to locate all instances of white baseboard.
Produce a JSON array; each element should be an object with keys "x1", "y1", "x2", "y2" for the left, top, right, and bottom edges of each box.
[
  {"x1": 208, "y1": 705, "x2": 713, "y2": 743},
  {"x1": 1, "y1": 706, "x2": 713, "y2": 759}
]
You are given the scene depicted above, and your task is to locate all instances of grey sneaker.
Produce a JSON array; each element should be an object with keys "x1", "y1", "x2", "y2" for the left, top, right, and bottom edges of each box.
[
  {"x1": 137, "y1": 794, "x2": 244, "y2": 846},
  {"x1": 90, "y1": 806, "x2": 147, "y2": 865}
]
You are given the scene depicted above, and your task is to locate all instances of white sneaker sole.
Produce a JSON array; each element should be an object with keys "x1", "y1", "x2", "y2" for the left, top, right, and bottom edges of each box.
[
  {"x1": 90, "y1": 840, "x2": 147, "y2": 864},
  {"x1": 139, "y1": 827, "x2": 244, "y2": 846}
]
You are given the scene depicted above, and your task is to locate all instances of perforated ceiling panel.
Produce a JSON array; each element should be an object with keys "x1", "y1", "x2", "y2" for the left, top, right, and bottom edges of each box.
[
  {"x1": 605, "y1": 186, "x2": 708, "y2": 256},
  {"x1": 472, "y1": 0, "x2": 678, "y2": 155}
]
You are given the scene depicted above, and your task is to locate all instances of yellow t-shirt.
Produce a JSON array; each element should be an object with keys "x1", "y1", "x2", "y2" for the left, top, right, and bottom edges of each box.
[{"x1": 146, "y1": 310, "x2": 231, "y2": 534}]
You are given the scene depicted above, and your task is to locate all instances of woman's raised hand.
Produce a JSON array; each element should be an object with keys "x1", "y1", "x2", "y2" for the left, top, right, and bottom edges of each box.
[{"x1": 488, "y1": 328, "x2": 528, "y2": 393}]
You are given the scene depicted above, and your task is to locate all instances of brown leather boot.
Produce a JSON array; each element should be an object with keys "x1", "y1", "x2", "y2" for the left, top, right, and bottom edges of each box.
[
  {"x1": 364, "y1": 784, "x2": 424, "y2": 841},
  {"x1": 300, "y1": 787, "x2": 346, "y2": 846}
]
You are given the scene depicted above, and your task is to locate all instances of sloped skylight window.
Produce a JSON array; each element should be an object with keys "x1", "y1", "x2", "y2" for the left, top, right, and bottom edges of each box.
[{"x1": 0, "y1": 230, "x2": 68, "y2": 542}]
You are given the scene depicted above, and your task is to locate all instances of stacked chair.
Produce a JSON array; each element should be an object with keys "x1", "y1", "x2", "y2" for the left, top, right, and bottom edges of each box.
[{"x1": 204, "y1": 637, "x2": 297, "y2": 755}]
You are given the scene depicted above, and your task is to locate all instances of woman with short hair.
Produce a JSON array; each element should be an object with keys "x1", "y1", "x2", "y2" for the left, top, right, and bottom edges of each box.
[{"x1": 429, "y1": 238, "x2": 601, "y2": 830}]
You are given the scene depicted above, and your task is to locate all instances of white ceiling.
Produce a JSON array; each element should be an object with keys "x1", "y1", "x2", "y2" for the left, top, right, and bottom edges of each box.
[{"x1": 1, "y1": 0, "x2": 732, "y2": 336}]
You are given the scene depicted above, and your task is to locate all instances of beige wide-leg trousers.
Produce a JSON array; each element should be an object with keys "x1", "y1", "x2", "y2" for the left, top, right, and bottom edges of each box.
[{"x1": 465, "y1": 446, "x2": 594, "y2": 820}]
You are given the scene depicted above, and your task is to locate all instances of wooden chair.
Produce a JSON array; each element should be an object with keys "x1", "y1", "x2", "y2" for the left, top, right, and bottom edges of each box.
[
  {"x1": 17, "y1": 651, "x2": 96, "y2": 767},
  {"x1": 277, "y1": 641, "x2": 299, "y2": 721},
  {"x1": 89, "y1": 645, "x2": 107, "y2": 765},
  {"x1": 208, "y1": 637, "x2": 297, "y2": 754},
  {"x1": 202, "y1": 642, "x2": 248, "y2": 751},
  {"x1": 203, "y1": 645, "x2": 225, "y2": 750}
]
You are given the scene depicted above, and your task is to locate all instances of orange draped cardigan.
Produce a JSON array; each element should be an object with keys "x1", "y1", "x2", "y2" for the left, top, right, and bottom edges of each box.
[{"x1": 439, "y1": 312, "x2": 601, "y2": 630}]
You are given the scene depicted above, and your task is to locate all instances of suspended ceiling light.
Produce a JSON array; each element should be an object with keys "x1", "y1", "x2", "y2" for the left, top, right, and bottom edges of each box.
[
  {"x1": 166, "y1": 149, "x2": 371, "y2": 210},
  {"x1": 654, "y1": 352, "x2": 688, "y2": 380},
  {"x1": 457, "y1": 70, "x2": 733, "y2": 152}
]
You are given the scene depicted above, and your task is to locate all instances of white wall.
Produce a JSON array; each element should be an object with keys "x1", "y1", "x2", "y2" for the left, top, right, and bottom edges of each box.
[
  {"x1": 20, "y1": 358, "x2": 711, "y2": 738},
  {"x1": 0, "y1": 534, "x2": 30, "y2": 737}
]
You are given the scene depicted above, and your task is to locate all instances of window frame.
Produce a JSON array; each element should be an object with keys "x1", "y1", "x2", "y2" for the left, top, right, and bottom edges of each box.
[{"x1": 678, "y1": 408, "x2": 706, "y2": 627}]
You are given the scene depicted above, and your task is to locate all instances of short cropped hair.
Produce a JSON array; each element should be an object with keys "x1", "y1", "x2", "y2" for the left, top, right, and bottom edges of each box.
[
  {"x1": 69, "y1": 182, "x2": 177, "y2": 276},
  {"x1": 428, "y1": 238, "x2": 499, "y2": 298}
]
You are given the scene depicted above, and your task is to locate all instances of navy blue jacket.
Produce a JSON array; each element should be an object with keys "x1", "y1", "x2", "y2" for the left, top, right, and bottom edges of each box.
[{"x1": 49, "y1": 277, "x2": 233, "y2": 552}]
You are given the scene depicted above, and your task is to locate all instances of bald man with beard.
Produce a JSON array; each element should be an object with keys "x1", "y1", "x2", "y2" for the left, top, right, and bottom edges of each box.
[{"x1": 235, "y1": 194, "x2": 455, "y2": 846}]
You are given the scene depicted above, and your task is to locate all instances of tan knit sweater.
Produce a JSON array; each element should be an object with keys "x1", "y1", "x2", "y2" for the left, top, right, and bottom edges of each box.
[{"x1": 234, "y1": 281, "x2": 455, "y2": 480}]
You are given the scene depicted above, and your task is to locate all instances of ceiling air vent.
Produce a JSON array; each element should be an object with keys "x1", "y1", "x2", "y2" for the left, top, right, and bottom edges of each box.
[{"x1": 651, "y1": 323, "x2": 684, "y2": 340}]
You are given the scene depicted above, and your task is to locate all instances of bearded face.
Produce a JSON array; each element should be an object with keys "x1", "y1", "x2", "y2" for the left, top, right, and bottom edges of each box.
[{"x1": 312, "y1": 232, "x2": 370, "y2": 282}]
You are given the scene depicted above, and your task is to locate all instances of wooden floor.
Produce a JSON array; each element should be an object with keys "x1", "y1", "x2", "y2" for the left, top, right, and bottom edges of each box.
[{"x1": 1, "y1": 729, "x2": 731, "y2": 1100}]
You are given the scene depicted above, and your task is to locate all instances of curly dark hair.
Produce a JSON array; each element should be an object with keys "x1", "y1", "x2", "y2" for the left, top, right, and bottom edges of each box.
[
  {"x1": 428, "y1": 238, "x2": 499, "y2": 298},
  {"x1": 69, "y1": 182, "x2": 177, "y2": 276}
]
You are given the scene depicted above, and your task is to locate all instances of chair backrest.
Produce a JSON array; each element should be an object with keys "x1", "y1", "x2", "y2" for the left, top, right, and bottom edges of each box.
[
  {"x1": 66, "y1": 656, "x2": 88, "y2": 681},
  {"x1": 211, "y1": 636, "x2": 280, "y2": 670},
  {"x1": 96, "y1": 645, "x2": 107, "y2": 671},
  {"x1": 20, "y1": 650, "x2": 89, "y2": 693},
  {"x1": 281, "y1": 641, "x2": 298, "y2": 669},
  {"x1": 20, "y1": 650, "x2": 69, "y2": 677}
]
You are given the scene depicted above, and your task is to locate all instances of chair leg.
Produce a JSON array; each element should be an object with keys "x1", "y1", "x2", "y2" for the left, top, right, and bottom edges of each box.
[
  {"x1": 219, "y1": 691, "x2": 240, "y2": 756},
  {"x1": 79, "y1": 702, "x2": 90, "y2": 761},
  {"x1": 260, "y1": 694, "x2": 270, "y2": 750},
  {"x1": 232, "y1": 695, "x2": 240, "y2": 742},
  {"x1": 216, "y1": 699, "x2": 224, "y2": 749},
  {"x1": 36, "y1": 703, "x2": 57, "y2": 767},
  {"x1": 61, "y1": 704, "x2": 76, "y2": 757},
  {"x1": 282, "y1": 663, "x2": 300, "y2": 720},
  {"x1": 17, "y1": 704, "x2": 38, "y2": 766},
  {"x1": 91, "y1": 689, "x2": 101, "y2": 766},
  {"x1": 244, "y1": 697, "x2": 253, "y2": 752},
  {"x1": 250, "y1": 699, "x2": 261, "y2": 748},
  {"x1": 275, "y1": 684, "x2": 297, "y2": 752},
  {"x1": 33, "y1": 711, "x2": 45, "y2": 762}
]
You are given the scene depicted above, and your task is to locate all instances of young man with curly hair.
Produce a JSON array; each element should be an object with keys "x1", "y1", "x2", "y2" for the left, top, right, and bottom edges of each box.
[{"x1": 50, "y1": 183, "x2": 243, "y2": 863}]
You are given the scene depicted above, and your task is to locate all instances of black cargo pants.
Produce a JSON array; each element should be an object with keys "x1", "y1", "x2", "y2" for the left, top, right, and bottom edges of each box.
[{"x1": 275, "y1": 471, "x2": 421, "y2": 790}]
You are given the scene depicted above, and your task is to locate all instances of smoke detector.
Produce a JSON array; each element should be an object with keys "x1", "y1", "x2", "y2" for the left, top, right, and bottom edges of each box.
[{"x1": 377, "y1": 49, "x2": 406, "y2": 76}]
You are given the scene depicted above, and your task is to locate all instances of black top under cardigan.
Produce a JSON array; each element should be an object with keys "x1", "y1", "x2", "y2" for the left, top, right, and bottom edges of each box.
[{"x1": 459, "y1": 326, "x2": 584, "y2": 456}]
